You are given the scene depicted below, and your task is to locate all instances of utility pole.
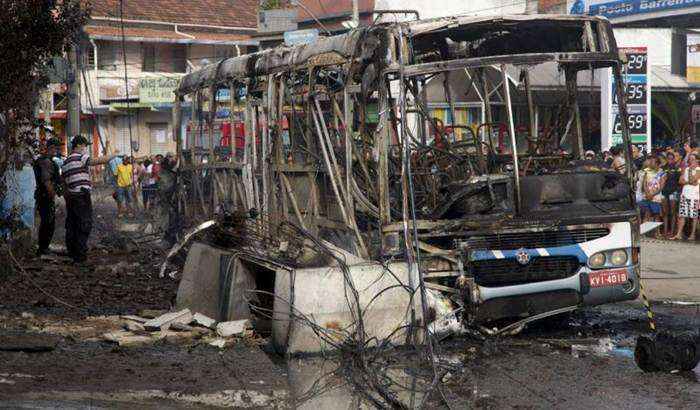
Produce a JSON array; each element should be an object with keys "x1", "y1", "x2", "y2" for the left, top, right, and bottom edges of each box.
[
  {"x1": 66, "y1": 44, "x2": 81, "y2": 139},
  {"x1": 352, "y1": 0, "x2": 359, "y2": 27}
]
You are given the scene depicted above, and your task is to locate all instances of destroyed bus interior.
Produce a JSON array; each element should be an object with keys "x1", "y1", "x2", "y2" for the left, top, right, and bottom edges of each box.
[{"x1": 171, "y1": 14, "x2": 639, "y2": 352}]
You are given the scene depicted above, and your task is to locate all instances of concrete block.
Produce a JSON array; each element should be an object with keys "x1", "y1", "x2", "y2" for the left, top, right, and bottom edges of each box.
[
  {"x1": 272, "y1": 261, "x2": 422, "y2": 354},
  {"x1": 143, "y1": 309, "x2": 192, "y2": 331},
  {"x1": 102, "y1": 331, "x2": 152, "y2": 347},
  {"x1": 216, "y1": 319, "x2": 251, "y2": 337},
  {"x1": 192, "y1": 313, "x2": 216, "y2": 329},
  {"x1": 175, "y1": 242, "x2": 256, "y2": 322}
]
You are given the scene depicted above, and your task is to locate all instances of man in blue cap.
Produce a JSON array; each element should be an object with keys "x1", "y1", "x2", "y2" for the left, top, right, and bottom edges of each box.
[{"x1": 61, "y1": 135, "x2": 115, "y2": 264}]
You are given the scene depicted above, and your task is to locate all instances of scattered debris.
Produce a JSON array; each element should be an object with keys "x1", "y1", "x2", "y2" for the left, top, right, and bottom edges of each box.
[
  {"x1": 117, "y1": 222, "x2": 142, "y2": 233},
  {"x1": 0, "y1": 373, "x2": 39, "y2": 386},
  {"x1": 634, "y1": 332, "x2": 700, "y2": 372},
  {"x1": 18, "y1": 389, "x2": 288, "y2": 408},
  {"x1": 192, "y1": 312, "x2": 216, "y2": 329},
  {"x1": 102, "y1": 330, "x2": 153, "y2": 347},
  {"x1": 661, "y1": 301, "x2": 700, "y2": 306},
  {"x1": 48, "y1": 244, "x2": 68, "y2": 254},
  {"x1": 121, "y1": 315, "x2": 148, "y2": 323},
  {"x1": 571, "y1": 338, "x2": 614, "y2": 358},
  {"x1": 122, "y1": 321, "x2": 145, "y2": 332},
  {"x1": 216, "y1": 319, "x2": 251, "y2": 338},
  {"x1": 137, "y1": 309, "x2": 168, "y2": 319},
  {"x1": 143, "y1": 309, "x2": 193, "y2": 331},
  {"x1": 208, "y1": 338, "x2": 228, "y2": 348},
  {"x1": 0, "y1": 333, "x2": 59, "y2": 352},
  {"x1": 169, "y1": 322, "x2": 194, "y2": 332},
  {"x1": 110, "y1": 261, "x2": 140, "y2": 275},
  {"x1": 159, "y1": 220, "x2": 216, "y2": 278}
]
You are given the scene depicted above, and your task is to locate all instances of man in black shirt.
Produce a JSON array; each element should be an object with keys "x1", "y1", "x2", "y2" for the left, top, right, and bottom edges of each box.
[{"x1": 33, "y1": 138, "x2": 62, "y2": 255}]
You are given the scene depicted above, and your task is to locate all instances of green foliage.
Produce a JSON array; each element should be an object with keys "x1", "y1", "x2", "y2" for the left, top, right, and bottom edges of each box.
[
  {"x1": 652, "y1": 93, "x2": 692, "y2": 143},
  {"x1": 260, "y1": 0, "x2": 283, "y2": 10},
  {"x1": 0, "y1": 0, "x2": 88, "y2": 223}
]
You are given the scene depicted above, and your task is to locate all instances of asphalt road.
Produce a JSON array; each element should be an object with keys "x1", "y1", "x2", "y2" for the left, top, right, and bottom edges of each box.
[
  {"x1": 1, "y1": 303, "x2": 698, "y2": 409},
  {"x1": 2, "y1": 201, "x2": 698, "y2": 408},
  {"x1": 641, "y1": 238, "x2": 700, "y2": 302}
]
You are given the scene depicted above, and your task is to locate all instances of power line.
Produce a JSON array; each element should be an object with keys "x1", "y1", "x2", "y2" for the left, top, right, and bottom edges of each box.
[
  {"x1": 80, "y1": 64, "x2": 106, "y2": 153},
  {"x1": 88, "y1": 53, "x2": 241, "y2": 70},
  {"x1": 119, "y1": 0, "x2": 136, "y2": 155}
]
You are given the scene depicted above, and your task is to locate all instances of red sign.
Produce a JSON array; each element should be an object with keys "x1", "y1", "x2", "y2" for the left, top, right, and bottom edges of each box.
[{"x1": 589, "y1": 269, "x2": 628, "y2": 288}]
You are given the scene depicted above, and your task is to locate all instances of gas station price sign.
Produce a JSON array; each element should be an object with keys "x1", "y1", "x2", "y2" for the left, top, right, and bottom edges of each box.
[{"x1": 602, "y1": 47, "x2": 650, "y2": 150}]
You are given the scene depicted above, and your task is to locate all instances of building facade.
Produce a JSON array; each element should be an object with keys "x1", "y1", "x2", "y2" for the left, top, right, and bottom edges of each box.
[{"x1": 41, "y1": 0, "x2": 259, "y2": 157}]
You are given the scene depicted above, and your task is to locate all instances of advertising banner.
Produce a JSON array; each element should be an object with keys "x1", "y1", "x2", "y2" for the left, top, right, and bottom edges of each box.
[
  {"x1": 138, "y1": 75, "x2": 181, "y2": 105},
  {"x1": 568, "y1": 0, "x2": 700, "y2": 18},
  {"x1": 284, "y1": 29, "x2": 320, "y2": 46}
]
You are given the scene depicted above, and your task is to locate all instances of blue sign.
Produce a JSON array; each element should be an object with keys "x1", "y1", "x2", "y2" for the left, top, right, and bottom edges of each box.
[
  {"x1": 215, "y1": 87, "x2": 246, "y2": 101},
  {"x1": 572, "y1": 0, "x2": 700, "y2": 18},
  {"x1": 217, "y1": 88, "x2": 230, "y2": 101},
  {"x1": 284, "y1": 29, "x2": 319, "y2": 46}
]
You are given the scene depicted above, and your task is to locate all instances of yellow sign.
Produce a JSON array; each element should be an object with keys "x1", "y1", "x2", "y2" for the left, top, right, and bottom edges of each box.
[
  {"x1": 688, "y1": 34, "x2": 700, "y2": 85},
  {"x1": 139, "y1": 76, "x2": 181, "y2": 104},
  {"x1": 688, "y1": 67, "x2": 700, "y2": 85}
]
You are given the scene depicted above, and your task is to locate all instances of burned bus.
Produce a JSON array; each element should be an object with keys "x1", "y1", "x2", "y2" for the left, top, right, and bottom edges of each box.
[{"x1": 172, "y1": 14, "x2": 639, "y2": 351}]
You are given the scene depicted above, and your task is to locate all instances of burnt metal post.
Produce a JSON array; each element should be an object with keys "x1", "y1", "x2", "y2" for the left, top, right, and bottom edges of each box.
[
  {"x1": 522, "y1": 68, "x2": 538, "y2": 145},
  {"x1": 173, "y1": 95, "x2": 182, "y2": 160},
  {"x1": 229, "y1": 84, "x2": 237, "y2": 160},
  {"x1": 501, "y1": 64, "x2": 521, "y2": 214},
  {"x1": 343, "y1": 87, "x2": 354, "y2": 214},
  {"x1": 565, "y1": 67, "x2": 584, "y2": 159},
  {"x1": 612, "y1": 63, "x2": 635, "y2": 185},
  {"x1": 480, "y1": 68, "x2": 494, "y2": 146}
]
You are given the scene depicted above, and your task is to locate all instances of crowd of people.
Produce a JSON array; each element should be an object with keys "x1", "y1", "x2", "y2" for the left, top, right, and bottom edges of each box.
[
  {"x1": 105, "y1": 152, "x2": 175, "y2": 218},
  {"x1": 24, "y1": 136, "x2": 181, "y2": 263},
  {"x1": 592, "y1": 140, "x2": 700, "y2": 241}
]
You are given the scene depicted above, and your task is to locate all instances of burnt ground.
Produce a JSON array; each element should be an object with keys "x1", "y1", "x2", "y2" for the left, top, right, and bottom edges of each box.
[
  {"x1": 0, "y1": 192, "x2": 179, "y2": 318},
  {"x1": 1, "y1": 192, "x2": 699, "y2": 408},
  {"x1": 0, "y1": 304, "x2": 698, "y2": 408}
]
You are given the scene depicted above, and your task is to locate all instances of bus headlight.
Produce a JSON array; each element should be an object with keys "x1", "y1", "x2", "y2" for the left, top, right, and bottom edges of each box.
[
  {"x1": 610, "y1": 249, "x2": 628, "y2": 266},
  {"x1": 589, "y1": 252, "x2": 606, "y2": 268}
]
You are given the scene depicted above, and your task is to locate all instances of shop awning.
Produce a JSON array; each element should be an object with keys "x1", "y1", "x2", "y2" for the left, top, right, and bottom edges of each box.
[
  {"x1": 109, "y1": 102, "x2": 157, "y2": 111},
  {"x1": 506, "y1": 63, "x2": 700, "y2": 93},
  {"x1": 37, "y1": 111, "x2": 93, "y2": 120},
  {"x1": 650, "y1": 66, "x2": 700, "y2": 92}
]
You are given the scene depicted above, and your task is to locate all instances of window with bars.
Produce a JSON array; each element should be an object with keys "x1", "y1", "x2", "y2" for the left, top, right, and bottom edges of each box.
[
  {"x1": 82, "y1": 41, "x2": 95, "y2": 69},
  {"x1": 98, "y1": 42, "x2": 118, "y2": 71}
]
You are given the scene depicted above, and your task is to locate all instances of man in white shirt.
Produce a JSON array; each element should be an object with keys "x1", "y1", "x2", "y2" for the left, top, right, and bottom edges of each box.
[{"x1": 61, "y1": 135, "x2": 115, "y2": 263}]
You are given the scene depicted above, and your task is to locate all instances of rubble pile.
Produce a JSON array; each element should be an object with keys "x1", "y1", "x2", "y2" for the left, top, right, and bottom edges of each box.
[{"x1": 101, "y1": 309, "x2": 257, "y2": 349}]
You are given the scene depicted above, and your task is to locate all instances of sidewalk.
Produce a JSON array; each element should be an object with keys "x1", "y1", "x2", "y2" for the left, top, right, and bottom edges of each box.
[{"x1": 640, "y1": 238, "x2": 700, "y2": 302}]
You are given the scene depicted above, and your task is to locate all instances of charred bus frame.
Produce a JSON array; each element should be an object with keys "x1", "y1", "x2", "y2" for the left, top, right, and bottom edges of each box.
[{"x1": 173, "y1": 14, "x2": 638, "y2": 334}]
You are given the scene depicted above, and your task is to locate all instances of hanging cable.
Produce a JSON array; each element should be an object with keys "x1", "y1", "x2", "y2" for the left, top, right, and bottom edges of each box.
[
  {"x1": 119, "y1": 0, "x2": 136, "y2": 155},
  {"x1": 80, "y1": 66, "x2": 106, "y2": 153}
]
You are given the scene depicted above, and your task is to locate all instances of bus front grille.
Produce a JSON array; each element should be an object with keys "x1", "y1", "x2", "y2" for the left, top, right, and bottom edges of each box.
[
  {"x1": 471, "y1": 256, "x2": 581, "y2": 287},
  {"x1": 465, "y1": 228, "x2": 609, "y2": 250}
]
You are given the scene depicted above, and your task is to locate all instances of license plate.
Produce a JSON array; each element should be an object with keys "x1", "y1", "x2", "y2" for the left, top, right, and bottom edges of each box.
[{"x1": 589, "y1": 269, "x2": 628, "y2": 288}]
